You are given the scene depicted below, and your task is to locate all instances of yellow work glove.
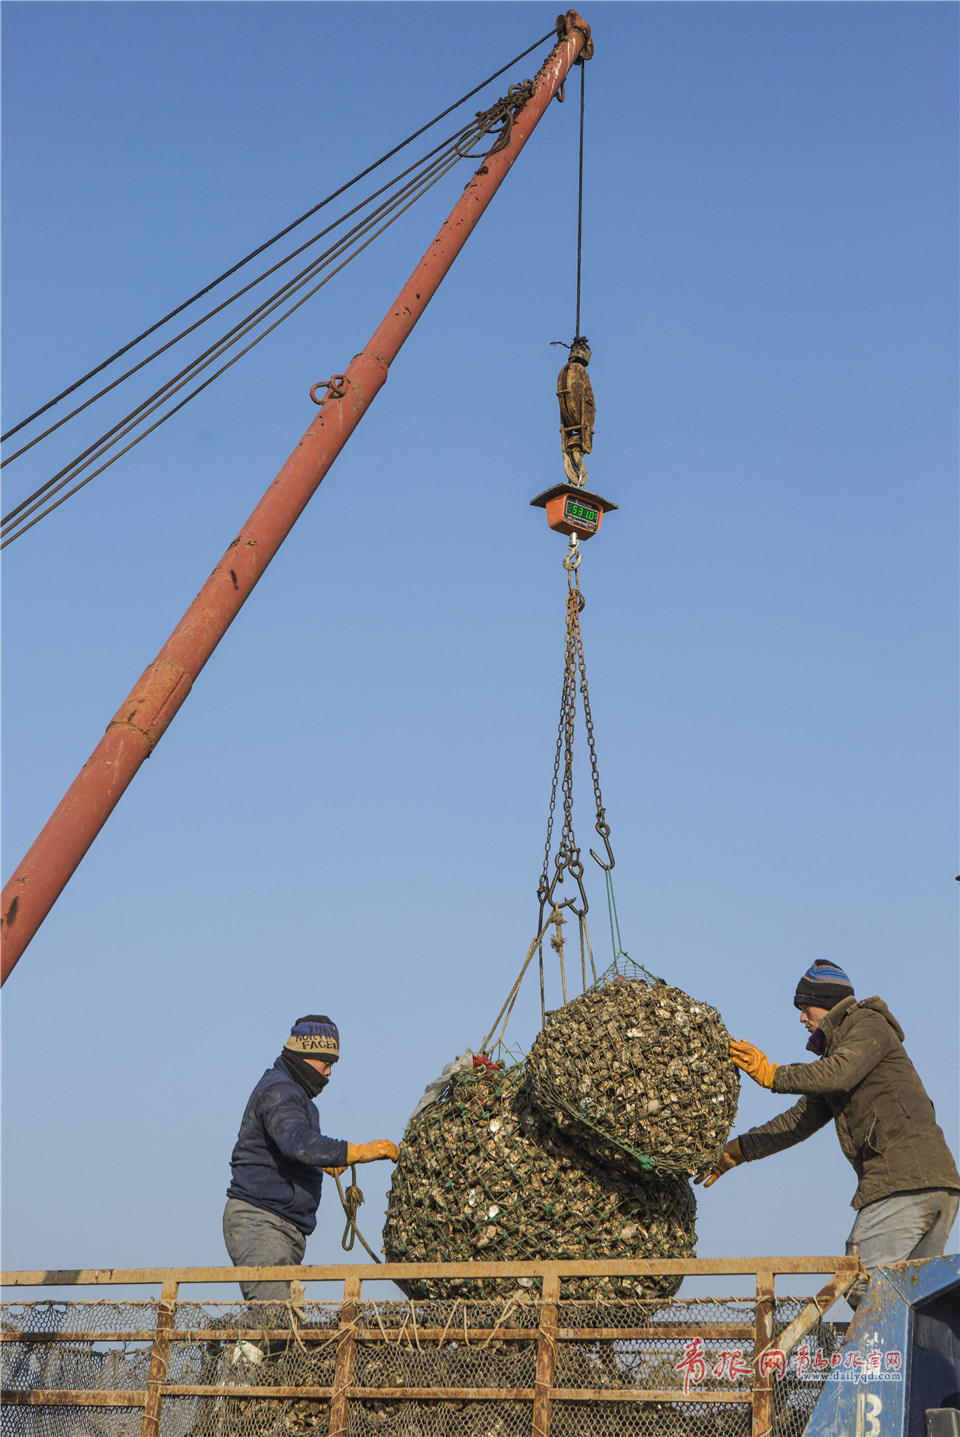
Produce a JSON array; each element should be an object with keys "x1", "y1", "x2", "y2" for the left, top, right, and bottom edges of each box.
[
  {"x1": 346, "y1": 1140, "x2": 400, "y2": 1165},
  {"x1": 694, "y1": 1138, "x2": 744, "y2": 1189},
  {"x1": 729, "y1": 1039, "x2": 778, "y2": 1089}
]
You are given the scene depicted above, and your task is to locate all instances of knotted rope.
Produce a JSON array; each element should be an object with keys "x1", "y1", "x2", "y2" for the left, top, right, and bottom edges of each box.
[{"x1": 333, "y1": 1166, "x2": 382, "y2": 1263}]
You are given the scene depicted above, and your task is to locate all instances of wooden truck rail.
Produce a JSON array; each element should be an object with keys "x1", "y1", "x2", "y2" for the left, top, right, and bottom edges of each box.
[{"x1": 2, "y1": 1256, "x2": 861, "y2": 1437}]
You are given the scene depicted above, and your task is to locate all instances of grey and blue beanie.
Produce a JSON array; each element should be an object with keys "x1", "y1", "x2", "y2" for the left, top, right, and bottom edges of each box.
[
  {"x1": 793, "y1": 961, "x2": 854, "y2": 1012},
  {"x1": 284, "y1": 1014, "x2": 340, "y2": 1062}
]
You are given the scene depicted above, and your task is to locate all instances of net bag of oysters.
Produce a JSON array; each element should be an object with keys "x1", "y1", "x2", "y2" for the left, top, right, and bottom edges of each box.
[
  {"x1": 382, "y1": 1060, "x2": 696, "y2": 1301},
  {"x1": 527, "y1": 968, "x2": 740, "y2": 1177}
]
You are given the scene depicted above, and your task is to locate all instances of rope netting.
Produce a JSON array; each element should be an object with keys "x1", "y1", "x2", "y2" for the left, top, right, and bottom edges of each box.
[
  {"x1": 527, "y1": 972, "x2": 741, "y2": 1178},
  {"x1": 383, "y1": 1064, "x2": 696, "y2": 1300}
]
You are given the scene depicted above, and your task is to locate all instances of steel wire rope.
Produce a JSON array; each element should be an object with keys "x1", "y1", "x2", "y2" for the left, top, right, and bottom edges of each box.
[
  {"x1": 1, "y1": 128, "x2": 478, "y2": 539},
  {"x1": 1, "y1": 117, "x2": 486, "y2": 479},
  {"x1": 3, "y1": 161, "x2": 461, "y2": 542},
  {"x1": 1, "y1": 28, "x2": 555, "y2": 444},
  {"x1": 2, "y1": 94, "x2": 528, "y2": 542},
  {"x1": 575, "y1": 58, "x2": 585, "y2": 337},
  {"x1": 1, "y1": 139, "x2": 474, "y2": 548}
]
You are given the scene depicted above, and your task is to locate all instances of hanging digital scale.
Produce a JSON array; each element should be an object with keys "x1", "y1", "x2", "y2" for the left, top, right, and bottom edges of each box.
[{"x1": 529, "y1": 482, "x2": 617, "y2": 539}]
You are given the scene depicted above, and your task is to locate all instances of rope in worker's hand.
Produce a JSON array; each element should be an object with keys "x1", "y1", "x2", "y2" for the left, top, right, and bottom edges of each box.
[{"x1": 333, "y1": 1165, "x2": 382, "y2": 1263}]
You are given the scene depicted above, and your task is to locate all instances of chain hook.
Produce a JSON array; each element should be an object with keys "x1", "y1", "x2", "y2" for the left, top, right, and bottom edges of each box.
[
  {"x1": 543, "y1": 838, "x2": 590, "y2": 919},
  {"x1": 562, "y1": 450, "x2": 588, "y2": 486},
  {"x1": 562, "y1": 532, "x2": 582, "y2": 572},
  {"x1": 590, "y1": 816, "x2": 615, "y2": 873}
]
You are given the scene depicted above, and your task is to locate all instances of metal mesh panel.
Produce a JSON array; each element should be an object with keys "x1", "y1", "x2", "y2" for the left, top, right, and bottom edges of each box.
[
  {"x1": 0, "y1": 1409, "x2": 145, "y2": 1437},
  {"x1": 346, "y1": 1400, "x2": 533, "y2": 1436},
  {"x1": 770, "y1": 1306, "x2": 847, "y2": 1437},
  {"x1": 1, "y1": 1294, "x2": 846, "y2": 1437},
  {"x1": 552, "y1": 1400, "x2": 751, "y2": 1436},
  {"x1": 2, "y1": 1342, "x2": 147, "y2": 1392},
  {"x1": 160, "y1": 1395, "x2": 329, "y2": 1437},
  {"x1": 551, "y1": 1295, "x2": 751, "y2": 1404},
  {"x1": 3, "y1": 1302, "x2": 160, "y2": 1336},
  {"x1": 353, "y1": 1341, "x2": 538, "y2": 1388},
  {"x1": 354, "y1": 1299, "x2": 542, "y2": 1332}
]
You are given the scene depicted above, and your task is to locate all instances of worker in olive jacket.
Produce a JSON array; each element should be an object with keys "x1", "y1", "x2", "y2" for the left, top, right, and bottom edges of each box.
[{"x1": 695, "y1": 962, "x2": 959, "y2": 1305}]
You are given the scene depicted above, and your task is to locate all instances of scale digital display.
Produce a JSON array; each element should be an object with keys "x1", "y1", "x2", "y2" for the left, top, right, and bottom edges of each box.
[
  {"x1": 530, "y1": 482, "x2": 616, "y2": 540},
  {"x1": 564, "y1": 496, "x2": 600, "y2": 532}
]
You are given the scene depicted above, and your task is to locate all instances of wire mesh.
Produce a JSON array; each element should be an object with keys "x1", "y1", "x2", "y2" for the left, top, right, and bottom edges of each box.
[
  {"x1": 1, "y1": 1294, "x2": 846, "y2": 1437},
  {"x1": 0, "y1": 1409, "x2": 145, "y2": 1437}
]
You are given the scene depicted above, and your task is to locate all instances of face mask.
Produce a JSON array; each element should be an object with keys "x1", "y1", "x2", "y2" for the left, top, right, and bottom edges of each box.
[
  {"x1": 281, "y1": 1049, "x2": 330, "y2": 1098},
  {"x1": 806, "y1": 1028, "x2": 826, "y2": 1056}
]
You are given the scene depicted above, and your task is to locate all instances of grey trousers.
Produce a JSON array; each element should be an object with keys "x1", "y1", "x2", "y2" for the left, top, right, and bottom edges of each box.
[
  {"x1": 845, "y1": 1188, "x2": 959, "y2": 1308},
  {"x1": 222, "y1": 1197, "x2": 306, "y2": 1327}
]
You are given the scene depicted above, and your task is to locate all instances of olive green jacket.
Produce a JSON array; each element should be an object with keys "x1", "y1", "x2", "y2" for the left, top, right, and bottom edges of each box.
[{"x1": 738, "y1": 996, "x2": 960, "y2": 1209}]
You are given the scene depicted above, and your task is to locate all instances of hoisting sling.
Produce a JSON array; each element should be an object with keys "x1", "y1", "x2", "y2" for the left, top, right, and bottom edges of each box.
[{"x1": 481, "y1": 53, "x2": 629, "y2": 1057}]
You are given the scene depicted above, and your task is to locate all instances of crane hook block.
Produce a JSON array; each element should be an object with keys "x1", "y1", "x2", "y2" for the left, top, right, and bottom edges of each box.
[
  {"x1": 557, "y1": 336, "x2": 595, "y2": 487},
  {"x1": 530, "y1": 482, "x2": 618, "y2": 540}
]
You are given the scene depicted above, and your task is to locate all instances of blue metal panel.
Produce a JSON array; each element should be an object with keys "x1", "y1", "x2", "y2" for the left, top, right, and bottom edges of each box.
[
  {"x1": 803, "y1": 1256, "x2": 959, "y2": 1437},
  {"x1": 883, "y1": 1255, "x2": 960, "y2": 1310},
  {"x1": 906, "y1": 1269, "x2": 960, "y2": 1436}
]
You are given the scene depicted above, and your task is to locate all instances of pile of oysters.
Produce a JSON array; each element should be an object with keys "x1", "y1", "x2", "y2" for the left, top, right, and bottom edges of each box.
[
  {"x1": 382, "y1": 976, "x2": 738, "y2": 1299},
  {"x1": 528, "y1": 977, "x2": 740, "y2": 1175}
]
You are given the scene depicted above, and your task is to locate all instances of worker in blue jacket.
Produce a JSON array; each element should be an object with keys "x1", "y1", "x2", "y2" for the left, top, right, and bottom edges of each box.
[{"x1": 224, "y1": 1015, "x2": 398, "y2": 1349}]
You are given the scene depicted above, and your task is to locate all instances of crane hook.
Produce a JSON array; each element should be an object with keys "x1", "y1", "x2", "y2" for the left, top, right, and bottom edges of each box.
[
  {"x1": 557, "y1": 336, "x2": 594, "y2": 487},
  {"x1": 590, "y1": 819, "x2": 615, "y2": 873},
  {"x1": 562, "y1": 533, "x2": 582, "y2": 572}
]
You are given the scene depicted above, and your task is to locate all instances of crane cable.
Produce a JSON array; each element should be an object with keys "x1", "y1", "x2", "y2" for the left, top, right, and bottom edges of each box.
[
  {"x1": 1, "y1": 123, "x2": 494, "y2": 547},
  {"x1": 4, "y1": 131, "x2": 472, "y2": 472},
  {"x1": 535, "y1": 53, "x2": 612, "y2": 1007},
  {"x1": 1, "y1": 78, "x2": 541, "y2": 548},
  {"x1": 575, "y1": 55, "x2": 586, "y2": 340},
  {"x1": 551, "y1": 59, "x2": 650, "y2": 997},
  {"x1": 0, "y1": 28, "x2": 554, "y2": 447},
  {"x1": 483, "y1": 54, "x2": 651, "y2": 1057}
]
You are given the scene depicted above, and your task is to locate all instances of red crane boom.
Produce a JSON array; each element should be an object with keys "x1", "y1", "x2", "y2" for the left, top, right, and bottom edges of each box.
[{"x1": 1, "y1": 12, "x2": 593, "y2": 983}]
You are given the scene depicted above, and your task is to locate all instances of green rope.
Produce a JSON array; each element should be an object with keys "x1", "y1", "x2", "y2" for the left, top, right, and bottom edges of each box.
[{"x1": 600, "y1": 869, "x2": 663, "y2": 986}]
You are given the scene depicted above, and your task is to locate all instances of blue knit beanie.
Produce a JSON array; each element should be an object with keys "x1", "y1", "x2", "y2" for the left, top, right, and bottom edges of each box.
[
  {"x1": 284, "y1": 1014, "x2": 339, "y2": 1062},
  {"x1": 793, "y1": 961, "x2": 854, "y2": 1012}
]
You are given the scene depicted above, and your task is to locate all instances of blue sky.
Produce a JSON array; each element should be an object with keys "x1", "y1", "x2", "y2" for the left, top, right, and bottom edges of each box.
[{"x1": 2, "y1": 1, "x2": 957, "y2": 1303}]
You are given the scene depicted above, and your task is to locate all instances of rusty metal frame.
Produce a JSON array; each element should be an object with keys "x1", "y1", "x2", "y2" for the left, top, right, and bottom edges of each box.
[{"x1": 1, "y1": 1257, "x2": 861, "y2": 1437}]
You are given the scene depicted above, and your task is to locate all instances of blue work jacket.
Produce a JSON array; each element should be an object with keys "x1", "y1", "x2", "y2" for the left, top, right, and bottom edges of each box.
[{"x1": 227, "y1": 1057, "x2": 348, "y2": 1234}]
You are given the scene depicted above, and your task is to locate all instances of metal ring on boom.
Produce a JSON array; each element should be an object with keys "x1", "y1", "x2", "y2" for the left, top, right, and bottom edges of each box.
[{"x1": 310, "y1": 375, "x2": 347, "y2": 406}]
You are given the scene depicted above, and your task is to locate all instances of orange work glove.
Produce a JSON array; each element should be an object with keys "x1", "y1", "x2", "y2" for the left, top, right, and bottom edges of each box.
[
  {"x1": 694, "y1": 1138, "x2": 744, "y2": 1189},
  {"x1": 347, "y1": 1140, "x2": 400, "y2": 1165},
  {"x1": 729, "y1": 1039, "x2": 778, "y2": 1089}
]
